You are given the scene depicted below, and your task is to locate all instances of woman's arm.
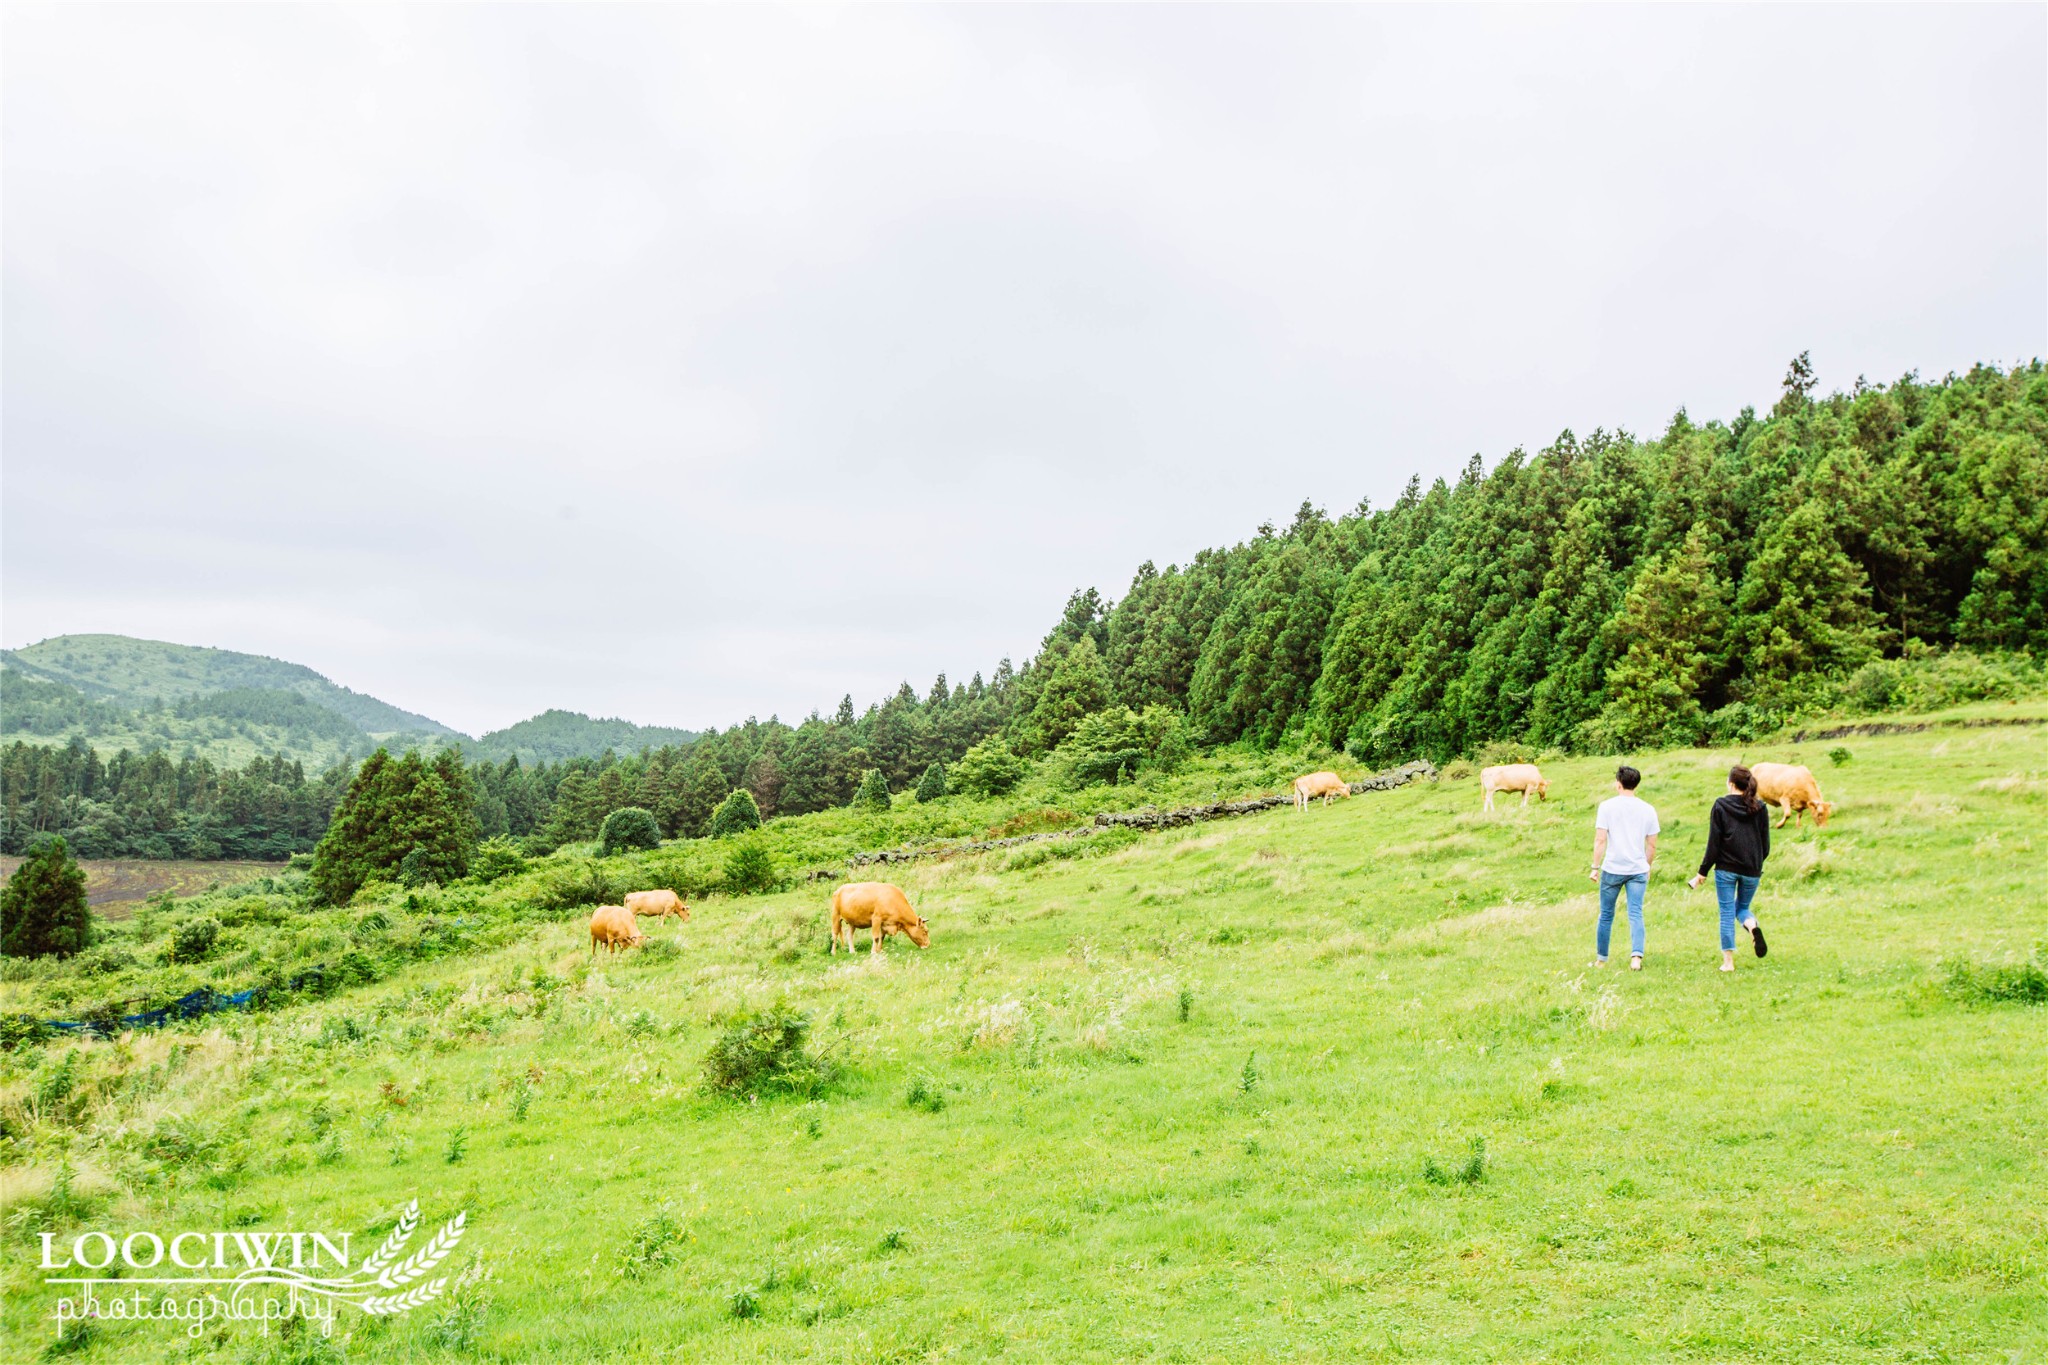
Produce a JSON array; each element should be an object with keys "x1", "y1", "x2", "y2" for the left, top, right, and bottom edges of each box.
[{"x1": 1697, "y1": 802, "x2": 1723, "y2": 877}]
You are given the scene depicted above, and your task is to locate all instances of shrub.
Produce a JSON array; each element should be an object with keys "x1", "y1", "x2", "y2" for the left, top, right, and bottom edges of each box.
[
  {"x1": 169, "y1": 917, "x2": 222, "y2": 964},
  {"x1": 708, "y1": 791, "x2": 762, "y2": 840},
  {"x1": 1, "y1": 837, "x2": 93, "y2": 960},
  {"x1": 915, "y1": 762, "x2": 948, "y2": 803},
  {"x1": 600, "y1": 807, "x2": 662, "y2": 857},
  {"x1": 851, "y1": 769, "x2": 892, "y2": 812},
  {"x1": 1054, "y1": 706, "x2": 1190, "y2": 788},
  {"x1": 532, "y1": 861, "x2": 620, "y2": 913},
  {"x1": 470, "y1": 838, "x2": 527, "y2": 884},
  {"x1": 617, "y1": 1203, "x2": 685, "y2": 1279},
  {"x1": 0, "y1": 1013, "x2": 52, "y2": 1051},
  {"x1": 724, "y1": 839, "x2": 779, "y2": 895},
  {"x1": 1829, "y1": 746, "x2": 1853, "y2": 766},
  {"x1": 904, "y1": 1072, "x2": 946, "y2": 1113},
  {"x1": 701, "y1": 1002, "x2": 835, "y2": 1099},
  {"x1": 951, "y1": 738, "x2": 1028, "y2": 797}
]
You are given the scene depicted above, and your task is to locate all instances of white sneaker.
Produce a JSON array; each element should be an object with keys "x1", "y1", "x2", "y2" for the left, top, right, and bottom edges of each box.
[{"x1": 1629, "y1": 954, "x2": 1643, "y2": 971}]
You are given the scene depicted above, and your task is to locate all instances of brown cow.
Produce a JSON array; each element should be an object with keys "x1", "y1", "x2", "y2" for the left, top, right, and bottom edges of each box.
[
  {"x1": 625, "y1": 889, "x2": 690, "y2": 923},
  {"x1": 1750, "y1": 762, "x2": 1834, "y2": 828},
  {"x1": 828, "y1": 882, "x2": 930, "y2": 956},
  {"x1": 1292, "y1": 771, "x2": 1351, "y2": 812},
  {"x1": 1480, "y1": 763, "x2": 1548, "y2": 812},
  {"x1": 588, "y1": 904, "x2": 645, "y2": 954}
]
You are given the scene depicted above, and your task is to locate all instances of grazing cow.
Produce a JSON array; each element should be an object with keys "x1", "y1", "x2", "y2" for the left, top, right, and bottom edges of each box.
[
  {"x1": 625, "y1": 889, "x2": 690, "y2": 923},
  {"x1": 1750, "y1": 762, "x2": 1834, "y2": 828},
  {"x1": 828, "y1": 882, "x2": 930, "y2": 956},
  {"x1": 588, "y1": 904, "x2": 646, "y2": 954},
  {"x1": 1292, "y1": 771, "x2": 1352, "y2": 812},
  {"x1": 1480, "y1": 764, "x2": 1549, "y2": 812}
]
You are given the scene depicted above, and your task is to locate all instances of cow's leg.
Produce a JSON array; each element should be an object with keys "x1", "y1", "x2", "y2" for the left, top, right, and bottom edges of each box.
[
  {"x1": 1521, "y1": 789, "x2": 1531, "y2": 808},
  {"x1": 1774, "y1": 806, "x2": 1790, "y2": 829},
  {"x1": 1483, "y1": 788, "x2": 1495, "y2": 812},
  {"x1": 871, "y1": 922, "x2": 883, "y2": 956}
]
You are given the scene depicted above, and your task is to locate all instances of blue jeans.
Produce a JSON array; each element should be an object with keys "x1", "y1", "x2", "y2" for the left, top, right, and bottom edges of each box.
[
  {"x1": 1597, "y1": 871, "x2": 1647, "y2": 959},
  {"x1": 1715, "y1": 870, "x2": 1761, "y2": 951}
]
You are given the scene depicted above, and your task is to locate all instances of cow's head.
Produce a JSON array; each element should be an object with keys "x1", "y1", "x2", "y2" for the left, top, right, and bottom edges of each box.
[
  {"x1": 1537, "y1": 779, "x2": 1550, "y2": 801},
  {"x1": 1814, "y1": 800, "x2": 1834, "y2": 827},
  {"x1": 677, "y1": 903, "x2": 692, "y2": 922},
  {"x1": 907, "y1": 916, "x2": 931, "y2": 949}
]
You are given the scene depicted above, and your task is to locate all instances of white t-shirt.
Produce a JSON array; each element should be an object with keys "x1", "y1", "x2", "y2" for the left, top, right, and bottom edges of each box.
[{"x1": 1596, "y1": 794, "x2": 1660, "y2": 875}]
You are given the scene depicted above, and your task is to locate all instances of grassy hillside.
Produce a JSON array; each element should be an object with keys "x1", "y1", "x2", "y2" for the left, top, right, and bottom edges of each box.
[{"x1": 2, "y1": 708, "x2": 2043, "y2": 1361}]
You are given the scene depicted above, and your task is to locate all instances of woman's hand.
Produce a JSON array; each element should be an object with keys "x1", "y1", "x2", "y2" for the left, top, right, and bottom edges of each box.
[{"x1": 1687, "y1": 873, "x2": 1704, "y2": 890}]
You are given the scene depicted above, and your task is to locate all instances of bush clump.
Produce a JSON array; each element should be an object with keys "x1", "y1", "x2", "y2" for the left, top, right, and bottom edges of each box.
[
  {"x1": 168, "y1": 917, "x2": 222, "y2": 965},
  {"x1": 709, "y1": 791, "x2": 762, "y2": 840},
  {"x1": 951, "y1": 738, "x2": 1028, "y2": 797},
  {"x1": 701, "y1": 1002, "x2": 835, "y2": 1099},
  {"x1": 600, "y1": 807, "x2": 662, "y2": 857},
  {"x1": 1053, "y1": 706, "x2": 1190, "y2": 787},
  {"x1": 470, "y1": 838, "x2": 528, "y2": 884},
  {"x1": 914, "y1": 762, "x2": 948, "y2": 803}
]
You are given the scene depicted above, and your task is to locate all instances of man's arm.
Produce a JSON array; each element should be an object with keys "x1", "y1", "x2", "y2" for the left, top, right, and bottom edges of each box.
[
  {"x1": 1644, "y1": 833, "x2": 1658, "y2": 869},
  {"x1": 1588, "y1": 829, "x2": 1607, "y2": 881}
]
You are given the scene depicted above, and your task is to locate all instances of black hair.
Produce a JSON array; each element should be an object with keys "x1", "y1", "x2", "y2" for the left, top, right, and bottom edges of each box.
[
  {"x1": 1728, "y1": 764, "x2": 1761, "y2": 814},
  {"x1": 1615, "y1": 765, "x2": 1641, "y2": 790}
]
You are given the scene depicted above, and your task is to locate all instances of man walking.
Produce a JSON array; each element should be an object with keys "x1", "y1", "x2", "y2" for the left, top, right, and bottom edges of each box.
[{"x1": 1589, "y1": 765, "x2": 1659, "y2": 970}]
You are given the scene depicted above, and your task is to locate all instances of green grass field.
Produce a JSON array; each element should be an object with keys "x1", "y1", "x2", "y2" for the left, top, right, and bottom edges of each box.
[{"x1": 4, "y1": 712, "x2": 2045, "y2": 1362}]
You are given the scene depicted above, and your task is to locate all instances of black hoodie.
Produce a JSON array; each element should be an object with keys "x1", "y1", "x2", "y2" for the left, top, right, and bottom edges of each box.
[{"x1": 1698, "y1": 794, "x2": 1772, "y2": 878}]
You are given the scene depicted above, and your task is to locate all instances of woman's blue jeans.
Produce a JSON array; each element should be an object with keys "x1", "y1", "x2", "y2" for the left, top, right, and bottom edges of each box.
[
  {"x1": 1715, "y1": 870, "x2": 1761, "y2": 951},
  {"x1": 1596, "y1": 871, "x2": 1647, "y2": 960}
]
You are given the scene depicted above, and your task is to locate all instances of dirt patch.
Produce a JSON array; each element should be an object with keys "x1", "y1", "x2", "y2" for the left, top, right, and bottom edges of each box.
[{"x1": 0, "y1": 857, "x2": 280, "y2": 919}]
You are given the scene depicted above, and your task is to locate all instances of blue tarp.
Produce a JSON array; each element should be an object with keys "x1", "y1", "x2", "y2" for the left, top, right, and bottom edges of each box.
[{"x1": 49, "y1": 986, "x2": 259, "y2": 1037}]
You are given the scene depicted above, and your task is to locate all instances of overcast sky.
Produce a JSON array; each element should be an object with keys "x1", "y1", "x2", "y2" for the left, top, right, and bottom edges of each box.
[{"x1": 4, "y1": 5, "x2": 2042, "y2": 737}]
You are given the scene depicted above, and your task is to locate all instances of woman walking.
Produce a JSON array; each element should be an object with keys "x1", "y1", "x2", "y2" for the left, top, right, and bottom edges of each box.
[{"x1": 1689, "y1": 765, "x2": 1771, "y2": 971}]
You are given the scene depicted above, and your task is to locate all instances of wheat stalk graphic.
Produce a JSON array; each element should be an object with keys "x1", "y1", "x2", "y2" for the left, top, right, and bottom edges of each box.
[
  {"x1": 356, "y1": 1200, "x2": 420, "y2": 1281},
  {"x1": 376, "y1": 1211, "x2": 466, "y2": 1290}
]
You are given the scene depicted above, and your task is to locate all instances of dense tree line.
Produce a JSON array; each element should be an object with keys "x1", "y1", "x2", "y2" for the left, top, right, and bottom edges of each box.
[
  {"x1": 1014, "y1": 359, "x2": 2045, "y2": 763},
  {"x1": 0, "y1": 740, "x2": 350, "y2": 859}
]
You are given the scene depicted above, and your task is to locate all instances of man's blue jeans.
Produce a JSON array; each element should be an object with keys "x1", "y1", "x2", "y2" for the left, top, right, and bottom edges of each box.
[
  {"x1": 1715, "y1": 870, "x2": 1761, "y2": 951},
  {"x1": 1597, "y1": 870, "x2": 1647, "y2": 960}
]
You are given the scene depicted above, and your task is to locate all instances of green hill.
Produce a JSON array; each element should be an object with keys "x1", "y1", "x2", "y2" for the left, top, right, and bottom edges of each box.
[
  {"x1": 3, "y1": 705, "x2": 2043, "y2": 1359},
  {"x1": 471, "y1": 708, "x2": 700, "y2": 765},
  {"x1": 1, "y1": 634, "x2": 458, "y2": 736}
]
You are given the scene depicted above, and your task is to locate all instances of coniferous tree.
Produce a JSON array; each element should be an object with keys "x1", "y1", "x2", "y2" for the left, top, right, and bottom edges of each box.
[
  {"x1": 0, "y1": 836, "x2": 93, "y2": 959},
  {"x1": 851, "y1": 768, "x2": 892, "y2": 811},
  {"x1": 1732, "y1": 499, "x2": 1885, "y2": 700},
  {"x1": 1018, "y1": 634, "x2": 1114, "y2": 753},
  {"x1": 914, "y1": 762, "x2": 948, "y2": 803},
  {"x1": 1589, "y1": 525, "x2": 1728, "y2": 749}
]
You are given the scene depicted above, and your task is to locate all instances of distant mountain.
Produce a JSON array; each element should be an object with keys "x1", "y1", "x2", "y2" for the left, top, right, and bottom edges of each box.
[
  {"x1": 3, "y1": 635, "x2": 459, "y2": 736},
  {"x1": 1, "y1": 634, "x2": 460, "y2": 771},
  {"x1": 0, "y1": 635, "x2": 699, "y2": 771},
  {"x1": 470, "y1": 709, "x2": 700, "y2": 765}
]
